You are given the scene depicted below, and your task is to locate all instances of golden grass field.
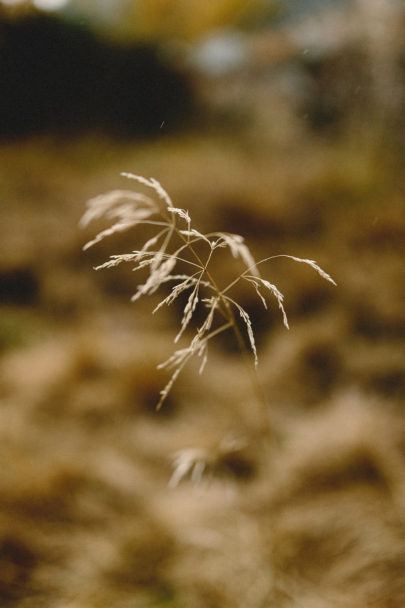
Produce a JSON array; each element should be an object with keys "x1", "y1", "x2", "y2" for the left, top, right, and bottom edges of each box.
[{"x1": 0, "y1": 115, "x2": 404, "y2": 607}]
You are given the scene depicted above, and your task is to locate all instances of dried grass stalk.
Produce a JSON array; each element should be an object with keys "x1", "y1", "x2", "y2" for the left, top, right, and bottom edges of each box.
[{"x1": 82, "y1": 174, "x2": 336, "y2": 409}]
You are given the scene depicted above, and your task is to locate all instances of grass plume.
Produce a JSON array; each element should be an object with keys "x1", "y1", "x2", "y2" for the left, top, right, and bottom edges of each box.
[{"x1": 81, "y1": 173, "x2": 336, "y2": 412}]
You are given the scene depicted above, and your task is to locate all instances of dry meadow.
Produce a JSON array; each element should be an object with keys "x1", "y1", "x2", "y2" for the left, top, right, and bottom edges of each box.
[{"x1": 1, "y1": 9, "x2": 405, "y2": 599}]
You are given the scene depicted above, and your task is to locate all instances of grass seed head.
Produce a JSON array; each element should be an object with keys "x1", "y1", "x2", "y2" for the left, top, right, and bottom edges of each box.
[{"x1": 82, "y1": 174, "x2": 336, "y2": 409}]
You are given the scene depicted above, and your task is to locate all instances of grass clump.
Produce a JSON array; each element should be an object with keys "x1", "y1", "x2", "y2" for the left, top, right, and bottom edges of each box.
[{"x1": 81, "y1": 173, "x2": 336, "y2": 416}]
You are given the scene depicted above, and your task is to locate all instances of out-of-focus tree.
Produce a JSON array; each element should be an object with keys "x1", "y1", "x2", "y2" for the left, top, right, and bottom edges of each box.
[
  {"x1": 63, "y1": 0, "x2": 275, "y2": 42},
  {"x1": 122, "y1": 0, "x2": 272, "y2": 42},
  {"x1": 1, "y1": 0, "x2": 277, "y2": 41}
]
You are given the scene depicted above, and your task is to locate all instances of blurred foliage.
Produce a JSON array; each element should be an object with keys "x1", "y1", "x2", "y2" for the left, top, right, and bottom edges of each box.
[
  {"x1": 123, "y1": 0, "x2": 272, "y2": 42},
  {"x1": 0, "y1": 11, "x2": 194, "y2": 139},
  {"x1": 60, "y1": 0, "x2": 275, "y2": 43}
]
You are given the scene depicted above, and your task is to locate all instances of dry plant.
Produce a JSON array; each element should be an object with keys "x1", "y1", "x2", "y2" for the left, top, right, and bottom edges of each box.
[{"x1": 81, "y1": 173, "x2": 336, "y2": 443}]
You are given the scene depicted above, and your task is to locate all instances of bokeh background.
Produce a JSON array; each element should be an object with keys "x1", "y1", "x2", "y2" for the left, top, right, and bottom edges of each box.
[{"x1": 0, "y1": 1, "x2": 404, "y2": 606}]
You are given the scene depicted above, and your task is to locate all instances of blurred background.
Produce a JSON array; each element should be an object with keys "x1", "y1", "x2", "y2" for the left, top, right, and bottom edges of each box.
[{"x1": 0, "y1": 1, "x2": 404, "y2": 606}]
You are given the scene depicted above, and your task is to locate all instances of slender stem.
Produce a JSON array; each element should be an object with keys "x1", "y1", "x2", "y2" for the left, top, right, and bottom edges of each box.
[
  {"x1": 134, "y1": 197, "x2": 275, "y2": 448},
  {"x1": 203, "y1": 321, "x2": 233, "y2": 342},
  {"x1": 173, "y1": 223, "x2": 274, "y2": 445}
]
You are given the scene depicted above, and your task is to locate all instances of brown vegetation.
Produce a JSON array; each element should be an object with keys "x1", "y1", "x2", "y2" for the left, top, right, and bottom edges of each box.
[{"x1": 0, "y1": 3, "x2": 404, "y2": 604}]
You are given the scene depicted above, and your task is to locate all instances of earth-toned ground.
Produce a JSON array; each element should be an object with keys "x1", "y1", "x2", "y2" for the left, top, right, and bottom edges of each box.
[
  {"x1": 1, "y1": 4, "x2": 404, "y2": 601},
  {"x1": 0, "y1": 120, "x2": 403, "y2": 607}
]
